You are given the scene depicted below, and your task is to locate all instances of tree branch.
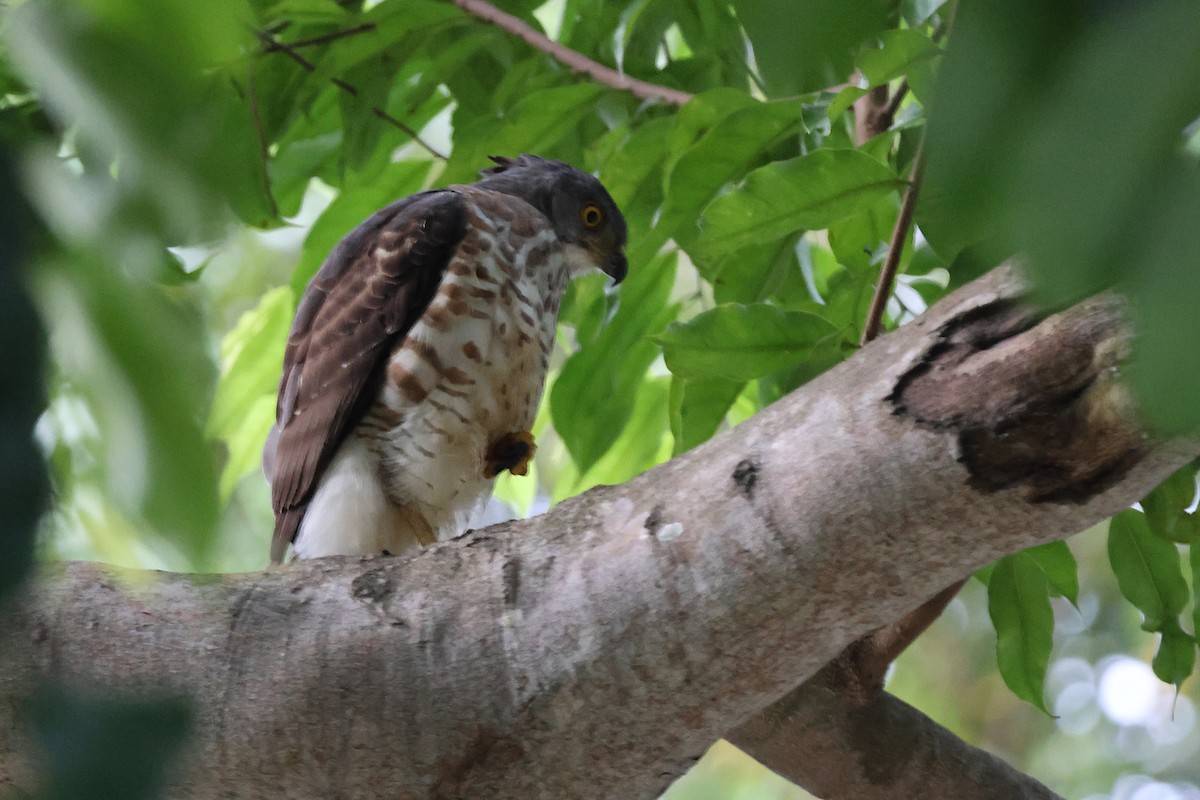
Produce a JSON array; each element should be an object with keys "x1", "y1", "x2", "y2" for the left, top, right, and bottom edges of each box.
[
  {"x1": 727, "y1": 665, "x2": 1064, "y2": 800},
  {"x1": 245, "y1": 64, "x2": 279, "y2": 220},
  {"x1": 260, "y1": 23, "x2": 378, "y2": 50},
  {"x1": 2, "y1": 265, "x2": 1193, "y2": 799},
  {"x1": 883, "y1": 80, "x2": 910, "y2": 125},
  {"x1": 254, "y1": 29, "x2": 448, "y2": 161},
  {"x1": 449, "y1": 0, "x2": 694, "y2": 107},
  {"x1": 853, "y1": 83, "x2": 894, "y2": 146},
  {"x1": 861, "y1": 135, "x2": 925, "y2": 346}
]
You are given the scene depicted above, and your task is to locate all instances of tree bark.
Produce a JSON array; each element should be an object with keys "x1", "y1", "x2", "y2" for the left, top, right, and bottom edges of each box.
[
  {"x1": 1, "y1": 265, "x2": 1193, "y2": 799},
  {"x1": 728, "y1": 666, "x2": 1064, "y2": 800}
]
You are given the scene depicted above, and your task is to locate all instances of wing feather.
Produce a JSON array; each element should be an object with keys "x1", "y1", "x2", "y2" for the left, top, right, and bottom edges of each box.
[{"x1": 266, "y1": 190, "x2": 468, "y2": 562}]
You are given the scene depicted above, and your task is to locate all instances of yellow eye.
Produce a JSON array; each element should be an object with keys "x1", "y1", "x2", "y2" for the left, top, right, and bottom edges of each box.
[{"x1": 581, "y1": 203, "x2": 604, "y2": 229}]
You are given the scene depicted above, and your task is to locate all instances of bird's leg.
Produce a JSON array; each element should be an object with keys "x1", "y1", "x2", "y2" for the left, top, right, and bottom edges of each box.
[{"x1": 484, "y1": 431, "x2": 537, "y2": 478}]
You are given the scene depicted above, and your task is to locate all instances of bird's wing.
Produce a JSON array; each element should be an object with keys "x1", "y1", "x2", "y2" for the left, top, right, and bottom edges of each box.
[{"x1": 265, "y1": 190, "x2": 468, "y2": 562}]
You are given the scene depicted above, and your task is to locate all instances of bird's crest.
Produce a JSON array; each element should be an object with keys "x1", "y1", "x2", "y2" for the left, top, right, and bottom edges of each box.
[{"x1": 480, "y1": 154, "x2": 554, "y2": 177}]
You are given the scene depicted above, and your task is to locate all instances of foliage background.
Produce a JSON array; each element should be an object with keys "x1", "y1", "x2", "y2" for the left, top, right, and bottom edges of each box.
[{"x1": 3, "y1": 0, "x2": 1200, "y2": 797}]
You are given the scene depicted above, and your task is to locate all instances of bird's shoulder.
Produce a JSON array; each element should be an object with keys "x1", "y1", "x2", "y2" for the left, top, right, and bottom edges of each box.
[{"x1": 449, "y1": 184, "x2": 556, "y2": 240}]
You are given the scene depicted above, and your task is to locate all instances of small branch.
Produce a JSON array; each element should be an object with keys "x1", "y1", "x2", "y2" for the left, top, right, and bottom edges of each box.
[
  {"x1": 728, "y1": 667, "x2": 1065, "y2": 800},
  {"x1": 866, "y1": 579, "x2": 966, "y2": 673},
  {"x1": 882, "y1": 80, "x2": 909, "y2": 124},
  {"x1": 834, "y1": 577, "x2": 966, "y2": 702},
  {"x1": 246, "y1": 65, "x2": 279, "y2": 220},
  {"x1": 860, "y1": 134, "x2": 924, "y2": 346},
  {"x1": 449, "y1": 0, "x2": 694, "y2": 107},
  {"x1": 853, "y1": 83, "x2": 892, "y2": 145},
  {"x1": 261, "y1": 23, "x2": 377, "y2": 50},
  {"x1": 254, "y1": 29, "x2": 448, "y2": 161}
]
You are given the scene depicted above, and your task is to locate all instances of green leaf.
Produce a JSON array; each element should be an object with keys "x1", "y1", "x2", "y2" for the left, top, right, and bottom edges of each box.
[
  {"x1": 555, "y1": 376, "x2": 673, "y2": 502},
  {"x1": 293, "y1": 160, "x2": 433, "y2": 292},
  {"x1": 1192, "y1": 544, "x2": 1200, "y2": 659},
  {"x1": 1125, "y1": 172, "x2": 1200, "y2": 433},
  {"x1": 1024, "y1": 541, "x2": 1080, "y2": 607},
  {"x1": 551, "y1": 251, "x2": 678, "y2": 472},
  {"x1": 813, "y1": 267, "x2": 873, "y2": 341},
  {"x1": 1108, "y1": 510, "x2": 1190, "y2": 632},
  {"x1": 655, "y1": 304, "x2": 840, "y2": 381},
  {"x1": 827, "y1": 193, "x2": 900, "y2": 272},
  {"x1": 826, "y1": 86, "x2": 868, "y2": 125},
  {"x1": 764, "y1": 331, "x2": 854, "y2": 397},
  {"x1": 309, "y1": 0, "x2": 462, "y2": 81},
  {"x1": 444, "y1": 83, "x2": 607, "y2": 184},
  {"x1": 0, "y1": 155, "x2": 46, "y2": 600},
  {"x1": 217, "y1": 395, "x2": 277, "y2": 504},
  {"x1": 40, "y1": 254, "x2": 221, "y2": 567},
  {"x1": 669, "y1": 375, "x2": 746, "y2": 456},
  {"x1": 261, "y1": 0, "x2": 350, "y2": 24},
  {"x1": 594, "y1": 116, "x2": 675, "y2": 270},
  {"x1": 695, "y1": 149, "x2": 904, "y2": 257},
  {"x1": 664, "y1": 88, "x2": 758, "y2": 161},
  {"x1": 31, "y1": 686, "x2": 192, "y2": 800},
  {"x1": 732, "y1": 0, "x2": 891, "y2": 96},
  {"x1": 697, "y1": 232, "x2": 801, "y2": 306},
  {"x1": 857, "y1": 29, "x2": 941, "y2": 87},
  {"x1": 595, "y1": 116, "x2": 675, "y2": 211},
  {"x1": 208, "y1": 287, "x2": 294, "y2": 502},
  {"x1": 269, "y1": 132, "x2": 342, "y2": 218},
  {"x1": 1152, "y1": 623, "x2": 1196, "y2": 689},
  {"x1": 337, "y1": 58, "x2": 399, "y2": 172},
  {"x1": 988, "y1": 552, "x2": 1054, "y2": 714},
  {"x1": 8, "y1": 0, "x2": 274, "y2": 236},
  {"x1": 1008, "y1": 2, "x2": 1200, "y2": 308},
  {"x1": 657, "y1": 97, "x2": 804, "y2": 243},
  {"x1": 917, "y1": 0, "x2": 1082, "y2": 264},
  {"x1": 1141, "y1": 464, "x2": 1200, "y2": 544}
]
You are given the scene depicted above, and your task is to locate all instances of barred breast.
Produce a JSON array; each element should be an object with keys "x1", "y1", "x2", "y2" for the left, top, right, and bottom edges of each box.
[{"x1": 291, "y1": 187, "x2": 569, "y2": 559}]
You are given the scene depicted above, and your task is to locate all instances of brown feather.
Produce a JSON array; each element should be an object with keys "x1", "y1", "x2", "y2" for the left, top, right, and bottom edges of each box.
[{"x1": 267, "y1": 190, "x2": 467, "y2": 562}]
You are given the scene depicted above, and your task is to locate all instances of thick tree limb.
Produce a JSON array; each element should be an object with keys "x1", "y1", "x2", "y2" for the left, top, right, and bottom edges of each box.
[
  {"x1": 727, "y1": 666, "x2": 1063, "y2": 800},
  {"x1": 2, "y1": 265, "x2": 1194, "y2": 799}
]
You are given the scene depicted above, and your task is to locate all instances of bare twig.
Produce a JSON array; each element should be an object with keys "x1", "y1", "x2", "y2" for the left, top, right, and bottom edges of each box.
[
  {"x1": 881, "y1": 79, "x2": 909, "y2": 124},
  {"x1": 254, "y1": 28, "x2": 448, "y2": 161},
  {"x1": 860, "y1": 135, "x2": 924, "y2": 346},
  {"x1": 246, "y1": 65, "x2": 279, "y2": 219},
  {"x1": 261, "y1": 23, "x2": 377, "y2": 50},
  {"x1": 449, "y1": 0, "x2": 694, "y2": 107}
]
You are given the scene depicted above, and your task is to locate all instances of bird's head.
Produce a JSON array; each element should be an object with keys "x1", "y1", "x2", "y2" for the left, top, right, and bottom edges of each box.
[{"x1": 477, "y1": 154, "x2": 628, "y2": 284}]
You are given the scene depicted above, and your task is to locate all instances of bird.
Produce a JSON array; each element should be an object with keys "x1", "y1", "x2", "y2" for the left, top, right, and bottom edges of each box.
[{"x1": 262, "y1": 155, "x2": 628, "y2": 563}]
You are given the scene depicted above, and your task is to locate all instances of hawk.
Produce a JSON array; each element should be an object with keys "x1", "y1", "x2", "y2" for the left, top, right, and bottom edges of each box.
[{"x1": 263, "y1": 155, "x2": 628, "y2": 563}]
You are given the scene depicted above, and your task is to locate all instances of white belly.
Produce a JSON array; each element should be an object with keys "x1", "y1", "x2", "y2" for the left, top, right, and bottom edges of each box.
[{"x1": 292, "y1": 438, "x2": 426, "y2": 558}]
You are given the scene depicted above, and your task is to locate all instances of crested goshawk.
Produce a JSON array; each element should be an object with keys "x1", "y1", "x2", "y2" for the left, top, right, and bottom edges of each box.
[{"x1": 263, "y1": 155, "x2": 628, "y2": 562}]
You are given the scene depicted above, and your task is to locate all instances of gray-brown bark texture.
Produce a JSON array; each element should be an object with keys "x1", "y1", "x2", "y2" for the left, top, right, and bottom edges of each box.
[
  {"x1": 2, "y1": 264, "x2": 1196, "y2": 800},
  {"x1": 729, "y1": 666, "x2": 1065, "y2": 800}
]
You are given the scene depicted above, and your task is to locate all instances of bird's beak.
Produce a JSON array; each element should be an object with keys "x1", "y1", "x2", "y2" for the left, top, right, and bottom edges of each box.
[{"x1": 603, "y1": 252, "x2": 628, "y2": 285}]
